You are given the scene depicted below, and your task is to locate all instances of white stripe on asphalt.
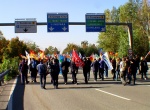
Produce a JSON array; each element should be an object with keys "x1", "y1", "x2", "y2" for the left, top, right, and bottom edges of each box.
[{"x1": 95, "y1": 89, "x2": 131, "y2": 101}]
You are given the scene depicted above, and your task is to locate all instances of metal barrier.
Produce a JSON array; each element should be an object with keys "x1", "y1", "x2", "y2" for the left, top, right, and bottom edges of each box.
[{"x1": 0, "y1": 69, "x2": 10, "y2": 86}]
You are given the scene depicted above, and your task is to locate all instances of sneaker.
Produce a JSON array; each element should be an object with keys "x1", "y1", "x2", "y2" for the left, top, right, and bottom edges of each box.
[
  {"x1": 64, "y1": 83, "x2": 67, "y2": 85},
  {"x1": 144, "y1": 78, "x2": 147, "y2": 80}
]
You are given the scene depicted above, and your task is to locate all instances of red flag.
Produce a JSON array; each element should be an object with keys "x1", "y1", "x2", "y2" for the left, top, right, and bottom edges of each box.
[{"x1": 72, "y1": 49, "x2": 84, "y2": 67}]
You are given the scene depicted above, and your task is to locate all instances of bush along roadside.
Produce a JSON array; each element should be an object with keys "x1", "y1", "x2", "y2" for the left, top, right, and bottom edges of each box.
[{"x1": 0, "y1": 57, "x2": 20, "y2": 81}]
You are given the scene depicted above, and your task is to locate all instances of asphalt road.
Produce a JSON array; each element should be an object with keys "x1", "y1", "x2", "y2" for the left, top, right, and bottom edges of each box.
[{"x1": 22, "y1": 70, "x2": 150, "y2": 110}]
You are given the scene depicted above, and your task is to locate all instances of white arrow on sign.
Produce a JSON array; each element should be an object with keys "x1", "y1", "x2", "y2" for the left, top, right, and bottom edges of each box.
[
  {"x1": 49, "y1": 26, "x2": 54, "y2": 31},
  {"x1": 101, "y1": 27, "x2": 105, "y2": 31},
  {"x1": 62, "y1": 26, "x2": 67, "y2": 31}
]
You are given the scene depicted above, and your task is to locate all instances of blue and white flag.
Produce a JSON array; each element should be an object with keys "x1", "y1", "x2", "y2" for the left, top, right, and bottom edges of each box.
[
  {"x1": 102, "y1": 52, "x2": 113, "y2": 70},
  {"x1": 25, "y1": 50, "x2": 31, "y2": 66}
]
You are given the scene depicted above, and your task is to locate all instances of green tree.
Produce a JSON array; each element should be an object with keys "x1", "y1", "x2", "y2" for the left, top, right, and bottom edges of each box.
[{"x1": 62, "y1": 43, "x2": 79, "y2": 54}]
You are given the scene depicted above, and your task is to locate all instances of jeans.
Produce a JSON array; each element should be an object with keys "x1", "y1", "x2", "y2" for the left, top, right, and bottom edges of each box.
[{"x1": 39, "y1": 74, "x2": 46, "y2": 88}]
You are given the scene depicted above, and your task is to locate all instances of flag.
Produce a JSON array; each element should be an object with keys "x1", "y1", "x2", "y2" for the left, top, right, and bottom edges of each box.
[
  {"x1": 25, "y1": 50, "x2": 30, "y2": 65},
  {"x1": 72, "y1": 49, "x2": 84, "y2": 67},
  {"x1": 102, "y1": 52, "x2": 113, "y2": 70},
  {"x1": 89, "y1": 54, "x2": 94, "y2": 62},
  {"x1": 79, "y1": 52, "x2": 82, "y2": 59}
]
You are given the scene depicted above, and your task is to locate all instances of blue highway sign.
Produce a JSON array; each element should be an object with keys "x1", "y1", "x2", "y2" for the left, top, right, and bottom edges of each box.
[
  {"x1": 86, "y1": 13, "x2": 105, "y2": 32},
  {"x1": 47, "y1": 13, "x2": 69, "y2": 32}
]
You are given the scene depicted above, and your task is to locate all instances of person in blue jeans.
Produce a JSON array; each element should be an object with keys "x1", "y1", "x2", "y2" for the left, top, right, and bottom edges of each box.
[{"x1": 37, "y1": 59, "x2": 47, "y2": 89}]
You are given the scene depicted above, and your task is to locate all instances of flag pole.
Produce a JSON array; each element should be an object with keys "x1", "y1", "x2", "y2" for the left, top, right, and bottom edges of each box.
[{"x1": 145, "y1": 51, "x2": 150, "y2": 59}]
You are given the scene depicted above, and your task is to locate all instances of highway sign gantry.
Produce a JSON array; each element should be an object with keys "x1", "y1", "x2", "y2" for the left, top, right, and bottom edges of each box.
[
  {"x1": 15, "y1": 20, "x2": 37, "y2": 33},
  {"x1": 47, "y1": 13, "x2": 69, "y2": 32},
  {"x1": 86, "y1": 13, "x2": 106, "y2": 32}
]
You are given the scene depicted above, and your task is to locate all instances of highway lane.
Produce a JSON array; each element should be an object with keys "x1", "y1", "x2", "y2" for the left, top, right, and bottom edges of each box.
[{"x1": 23, "y1": 71, "x2": 150, "y2": 110}]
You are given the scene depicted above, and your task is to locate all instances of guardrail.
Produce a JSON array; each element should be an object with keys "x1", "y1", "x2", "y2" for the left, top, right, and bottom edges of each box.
[{"x1": 0, "y1": 69, "x2": 11, "y2": 86}]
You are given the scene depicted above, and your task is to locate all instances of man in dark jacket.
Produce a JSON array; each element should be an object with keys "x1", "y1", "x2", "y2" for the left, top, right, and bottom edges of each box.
[
  {"x1": 91, "y1": 58, "x2": 99, "y2": 82},
  {"x1": 51, "y1": 59, "x2": 60, "y2": 89},
  {"x1": 61, "y1": 57, "x2": 70, "y2": 84},
  {"x1": 83, "y1": 57, "x2": 88, "y2": 84},
  {"x1": 37, "y1": 59, "x2": 47, "y2": 89},
  {"x1": 71, "y1": 60, "x2": 78, "y2": 84},
  {"x1": 19, "y1": 58, "x2": 29, "y2": 85}
]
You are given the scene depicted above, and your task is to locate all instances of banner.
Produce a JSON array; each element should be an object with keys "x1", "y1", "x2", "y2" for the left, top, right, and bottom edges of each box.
[
  {"x1": 25, "y1": 50, "x2": 30, "y2": 65},
  {"x1": 72, "y1": 49, "x2": 84, "y2": 67},
  {"x1": 102, "y1": 52, "x2": 113, "y2": 70}
]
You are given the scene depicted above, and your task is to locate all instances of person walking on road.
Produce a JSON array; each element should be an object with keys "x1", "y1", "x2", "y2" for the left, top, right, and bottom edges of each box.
[
  {"x1": 51, "y1": 59, "x2": 60, "y2": 89},
  {"x1": 91, "y1": 58, "x2": 99, "y2": 82},
  {"x1": 120, "y1": 57, "x2": 127, "y2": 86},
  {"x1": 99, "y1": 57, "x2": 105, "y2": 81},
  {"x1": 19, "y1": 58, "x2": 29, "y2": 85},
  {"x1": 71, "y1": 60, "x2": 78, "y2": 84},
  {"x1": 140, "y1": 56, "x2": 148, "y2": 80},
  {"x1": 87, "y1": 57, "x2": 92, "y2": 81},
  {"x1": 83, "y1": 57, "x2": 88, "y2": 84},
  {"x1": 61, "y1": 57, "x2": 70, "y2": 85},
  {"x1": 37, "y1": 59, "x2": 47, "y2": 89}
]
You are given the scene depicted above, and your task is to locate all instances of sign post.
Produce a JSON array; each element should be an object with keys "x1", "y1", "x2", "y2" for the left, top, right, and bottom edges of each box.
[
  {"x1": 15, "y1": 18, "x2": 37, "y2": 33},
  {"x1": 86, "y1": 13, "x2": 105, "y2": 32},
  {"x1": 47, "y1": 13, "x2": 69, "y2": 32}
]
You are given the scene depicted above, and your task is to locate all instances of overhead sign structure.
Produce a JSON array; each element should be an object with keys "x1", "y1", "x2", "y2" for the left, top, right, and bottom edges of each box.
[
  {"x1": 47, "y1": 13, "x2": 69, "y2": 32},
  {"x1": 15, "y1": 19, "x2": 37, "y2": 33},
  {"x1": 86, "y1": 13, "x2": 105, "y2": 32}
]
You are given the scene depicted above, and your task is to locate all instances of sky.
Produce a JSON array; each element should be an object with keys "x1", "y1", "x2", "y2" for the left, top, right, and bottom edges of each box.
[{"x1": 0, "y1": 0, "x2": 129, "y2": 53}]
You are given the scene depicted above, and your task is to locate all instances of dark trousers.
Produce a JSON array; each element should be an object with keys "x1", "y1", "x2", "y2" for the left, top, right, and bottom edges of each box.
[
  {"x1": 72, "y1": 71, "x2": 77, "y2": 84},
  {"x1": 141, "y1": 71, "x2": 147, "y2": 79},
  {"x1": 62, "y1": 71, "x2": 68, "y2": 83},
  {"x1": 87, "y1": 71, "x2": 90, "y2": 80},
  {"x1": 111, "y1": 69, "x2": 116, "y2": 80},
  {"x1": 99, "y1": 68, "x2": 104, "y2": 80},
  {"x1": 128, "y1": 72, "x2": 136, "y2": 85},
  {"x1": 39, "y1": 74, "x2": 46, "y2": 88},
  {"x1": 52, "y1": 74, "x2": 59, "y2": 87},
  {"x1": 98, "y1": 68, "x2": 101, "y2": 78},
  {"x1": 83, "y1": 72, "x2": 88, "y2": 83},
  {"x1": 21, "y1": 72, "x2": 28, "y2": 84},
  {"x1": 93, "y1": 71, "x2": 97, "y2": 81},
  {"x1": 31, "y1": 69, "x2": 37, "y2": 82}
]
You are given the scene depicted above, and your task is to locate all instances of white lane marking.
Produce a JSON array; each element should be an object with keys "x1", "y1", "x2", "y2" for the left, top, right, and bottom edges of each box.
[
  {"x1": 95, "y1": 89, "x2": 131, "y2": 101},
  {"x1": 9, "y1": 78, "x2": 17, "y2": 99}
]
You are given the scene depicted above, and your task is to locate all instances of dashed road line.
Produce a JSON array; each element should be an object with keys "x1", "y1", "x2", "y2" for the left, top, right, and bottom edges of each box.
[{"x1": 95, "y1": 89, "x2": 131, "y2": 101}]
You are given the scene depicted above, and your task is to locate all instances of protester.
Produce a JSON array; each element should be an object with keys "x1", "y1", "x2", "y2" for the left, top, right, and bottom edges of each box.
[
  {"x1": 111, "y1": 57, "x2": 116, "y2": 80},
  {"x1": 19, "y1": 58, "x2": 29, "y2": 85},
  {"x1": 91, "y1": 58, "x2": 99, "y2": 82},
  {"x1": 87, "y1": 57, "x2": 92, "y2": 81},
  {"x1": 61, "y1": 57, "x2": 70, "y2": 85},
  {"x1": 51, "y1": 59, "x2": 60, "y2": 89},
  {"x1": 71, "y1": 59, "x2": 78, "y2": 84},
  {"x1": 47, "y1": 58, "x2": 53, "y2": 83},
  {"x1": 99, "y1": 57, "x2": 105, "y2": 80},
  {"x1": 37, "y1": 59, "x2": 47, "y2": 89},
  {"x1": 140, "y1": 56, "x2": 148, "y2": 80},
  {"x1": 128, "y1": 57, "x2": 137, "y2": 85},
  {"x1": 120, "y1": 57, "x2": 127, "y2": 86},
  {"x1": 30, "y1": 58, "x2": 38, "y2": 82},
  {"x1": 116, "y1": 58, "x2": 121, "y2": 81},
  {"x1": 82, "y1": 57, "x2": 88, "y2": 84}
]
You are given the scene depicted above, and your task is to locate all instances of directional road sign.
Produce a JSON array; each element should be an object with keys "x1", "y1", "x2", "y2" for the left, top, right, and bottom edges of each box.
[
  {"x1": 86, "y1": 13, "x2": 105, "y2": 32},
  {"x1": 47, "y1": 13, "x2": 69, "y2": 32},
  {"x1": 15, "y1": 21, "x2": 37, "y2": 33}
]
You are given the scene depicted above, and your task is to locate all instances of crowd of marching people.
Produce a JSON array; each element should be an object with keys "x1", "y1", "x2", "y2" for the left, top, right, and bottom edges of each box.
[{"x1": 19, "y1": 54, "x2": 149, "y2": 89}]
